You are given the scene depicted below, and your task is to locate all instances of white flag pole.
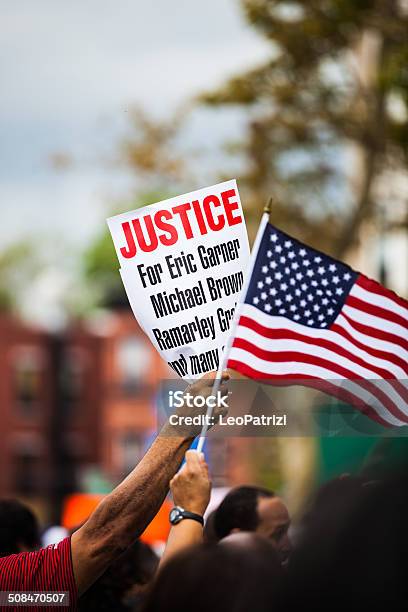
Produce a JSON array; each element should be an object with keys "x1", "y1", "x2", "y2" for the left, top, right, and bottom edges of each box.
[{"x1": 196, "y1": 198, "x2": 273, "y2": 453}]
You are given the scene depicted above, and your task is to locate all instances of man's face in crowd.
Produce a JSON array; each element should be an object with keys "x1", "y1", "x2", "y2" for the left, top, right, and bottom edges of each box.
[{"x1": 255, "y1": 496, "x2": 291, "y2": 563}]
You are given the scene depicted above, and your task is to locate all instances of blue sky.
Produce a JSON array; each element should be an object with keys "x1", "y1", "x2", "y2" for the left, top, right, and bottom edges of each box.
[{"x1": 0, "y1": 0, "x2": 270, "y2": 248}]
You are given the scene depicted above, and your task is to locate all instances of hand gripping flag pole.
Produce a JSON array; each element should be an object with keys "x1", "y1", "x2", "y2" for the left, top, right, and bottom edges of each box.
[{"x1": 196, "y1": 198, "x2": 274, "y2": 453}]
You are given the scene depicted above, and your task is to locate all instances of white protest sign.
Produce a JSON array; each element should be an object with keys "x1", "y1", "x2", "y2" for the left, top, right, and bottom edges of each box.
[{"x1": 107, "y1": 180, "x2": 250, "y2": 379}]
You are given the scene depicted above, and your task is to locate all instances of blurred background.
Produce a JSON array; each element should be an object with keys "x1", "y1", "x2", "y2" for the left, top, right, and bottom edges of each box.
[{"x1": 1, "y1": 0, "x2": 407, "y2": 541}]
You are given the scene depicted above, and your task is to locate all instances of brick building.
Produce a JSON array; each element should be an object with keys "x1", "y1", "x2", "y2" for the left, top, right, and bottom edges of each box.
[
  {"x1": 0, "y1": 310, "x2": 170, "y2": 521},
  {"x1": 0, "y1": 315, "x2": 54, "y2": 506}
]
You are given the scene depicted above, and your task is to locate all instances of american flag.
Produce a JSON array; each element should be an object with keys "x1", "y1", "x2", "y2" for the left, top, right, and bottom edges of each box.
[{"x1": 227, "y1": 222, "x2": 408, "y2": 427}]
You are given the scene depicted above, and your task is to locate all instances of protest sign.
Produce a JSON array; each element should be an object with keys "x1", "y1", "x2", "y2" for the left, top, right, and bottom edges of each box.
[{"x1": 107, "y1": 180, "x2": 250, "y2": 379}]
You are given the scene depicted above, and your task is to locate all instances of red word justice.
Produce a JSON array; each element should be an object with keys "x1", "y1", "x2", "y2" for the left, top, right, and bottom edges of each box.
[{"x1": 119, "y1": 189, "x2": 242, "y2": 259}]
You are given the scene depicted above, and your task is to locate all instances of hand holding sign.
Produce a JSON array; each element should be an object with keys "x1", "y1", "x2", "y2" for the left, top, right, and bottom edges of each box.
[{"x1": 107, "y1": 180, "x2": 250, "y2": 380}]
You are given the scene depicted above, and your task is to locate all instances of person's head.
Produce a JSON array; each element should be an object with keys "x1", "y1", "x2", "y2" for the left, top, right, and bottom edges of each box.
[
  {"x1": 79, "y1": 539, "x2": 158, "y2": 611},
  {"x1": 275, "y1": 470, "x2": 408, "y2": 611},
  {"x1": 0, "y1": 499, "x2": 41, "y2": 557},
  {"x1": 213, "y1": 486, "x2": 291, "y2": 562},
  {"x1": 142, "y1": 535, "x2": 283, "y2": 612},
  {"x1": 203, "y1": 510, "x2": 218, "y2": 543}
]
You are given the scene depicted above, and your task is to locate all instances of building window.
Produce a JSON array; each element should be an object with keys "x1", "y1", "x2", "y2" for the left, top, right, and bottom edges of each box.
[
  {"x1": 13, "y1": 348, "x2": 43, "y2": 417},
  {"x1": 60, "y1": 348, "x2": 86, "y2": 416},
  {"x1": 12, "y1": 434, "x2": 45, "y2": 495},
  {"x1": 14, "y1": 452, "x2": 41, "y2": 495},
  {"x1": 115, "y1": 432, "x2": 144, "y2": 477},
  {"x1": 116, "y1": 336, "x2": 152, "y2": 396}
]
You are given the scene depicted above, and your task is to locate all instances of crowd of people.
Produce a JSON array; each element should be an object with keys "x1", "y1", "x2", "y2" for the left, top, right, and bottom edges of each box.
[{"x1": 0, "y1": 371, "x2": 407, "y2": 610}]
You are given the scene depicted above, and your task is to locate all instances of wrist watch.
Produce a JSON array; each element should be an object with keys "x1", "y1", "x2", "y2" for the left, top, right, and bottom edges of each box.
[{"x1": 169, "y1": 506, "x2": 204, "y2": 526}]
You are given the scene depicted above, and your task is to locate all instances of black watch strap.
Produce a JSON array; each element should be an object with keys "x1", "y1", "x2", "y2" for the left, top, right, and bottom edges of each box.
[
  {"x1": 169, "y1": 506, "x2": 204, "y2": 526},
  {"x1": 181, "y1": 509, "x2": 204, "y2": 525}
]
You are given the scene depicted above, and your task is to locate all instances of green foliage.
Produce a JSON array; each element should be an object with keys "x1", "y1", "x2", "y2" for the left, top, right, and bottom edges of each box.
[
  {"x1": 0, "y1": 241, "x2": 40, "y2": 312},
  {"x1": 201, "y1": 0, "x2": 408, "y2": 255}
]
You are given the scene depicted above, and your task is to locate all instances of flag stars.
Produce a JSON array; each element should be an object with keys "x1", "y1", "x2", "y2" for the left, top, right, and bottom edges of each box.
[{"x1": 249, "y1": 226, "x2": 356, "y2": 329}]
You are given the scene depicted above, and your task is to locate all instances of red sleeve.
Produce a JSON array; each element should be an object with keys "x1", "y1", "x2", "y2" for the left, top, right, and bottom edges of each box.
[{"x1": 0, "y1": 536, "x2": 77, "y2": 610}]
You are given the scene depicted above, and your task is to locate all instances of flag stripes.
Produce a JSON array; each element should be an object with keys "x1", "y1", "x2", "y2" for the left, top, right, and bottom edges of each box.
[{"x1": 226, "y1": 222, "x2": 408, "y2": 428}]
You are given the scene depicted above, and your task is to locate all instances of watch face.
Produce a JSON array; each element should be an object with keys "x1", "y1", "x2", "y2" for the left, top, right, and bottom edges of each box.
[{"x1": 169, "y1": 508, "x2": 182, "y2": 524}]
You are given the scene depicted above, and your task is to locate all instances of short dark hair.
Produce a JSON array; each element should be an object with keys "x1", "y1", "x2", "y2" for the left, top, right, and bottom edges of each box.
[
  {"x1": 213, "y1": 485, "x2": 275, "y2": 540},
  {"x1": 0, "y1": 499, "x2": 41, "y2": 557},
  {"x1": 142, "y1": 538, "x2": 283, "y2": 612}
]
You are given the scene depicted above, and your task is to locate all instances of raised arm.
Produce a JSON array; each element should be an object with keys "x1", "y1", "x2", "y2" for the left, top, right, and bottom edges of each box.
[
  {"x1": 160, "y1": 449, "x2": 211, "y2": 567},
  {"x1": 70, "y1": 372, "x2": 228, "y2": 595}
]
